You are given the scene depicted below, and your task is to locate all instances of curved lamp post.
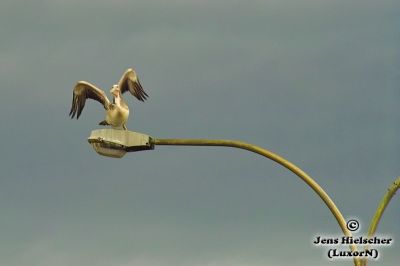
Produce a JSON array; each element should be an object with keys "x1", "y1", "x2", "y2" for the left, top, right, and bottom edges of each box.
[{"x1": 88, "y1": 129, "x2": 361, "y2": 266}]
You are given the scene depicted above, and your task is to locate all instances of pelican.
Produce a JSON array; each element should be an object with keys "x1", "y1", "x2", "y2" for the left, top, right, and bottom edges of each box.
[{"x1": 69, "y1": 68, "x2": 148, "y2": 130}]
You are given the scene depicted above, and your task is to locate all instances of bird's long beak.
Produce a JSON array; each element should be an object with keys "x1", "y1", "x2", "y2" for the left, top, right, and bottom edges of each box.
[{"x1": 110, "y1": 85, "x2": 120, "y2": 97}]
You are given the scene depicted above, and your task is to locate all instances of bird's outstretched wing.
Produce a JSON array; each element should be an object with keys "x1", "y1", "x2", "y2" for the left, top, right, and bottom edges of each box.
[
  {"x1": 69, "y1": 81, "x2": 110, "y2": 119},
  {"x1": 118, "y1": 68, "x2": 149, "y2": 102}
]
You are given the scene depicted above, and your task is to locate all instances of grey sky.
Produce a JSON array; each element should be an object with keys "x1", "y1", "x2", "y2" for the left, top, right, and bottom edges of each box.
[{"x1": 0, "y1": 0, "x2": 399, "y2": 265}]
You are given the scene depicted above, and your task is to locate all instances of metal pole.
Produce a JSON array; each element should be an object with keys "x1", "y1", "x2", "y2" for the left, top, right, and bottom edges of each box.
[
  {"x1": 152, "y1": 138, "x2": 360, "y2": 266},
  {"x1": 362, "y1": 176, "x2": 400, "y2": 266}
]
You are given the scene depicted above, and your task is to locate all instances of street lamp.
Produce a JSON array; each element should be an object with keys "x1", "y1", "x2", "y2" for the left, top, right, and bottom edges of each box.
[
  {"x1": 88, "y1": 129, "x2": 154, "y2": 158},
  {"x1": 87, "y1": 128, "x2": 361, "y2": 265}
]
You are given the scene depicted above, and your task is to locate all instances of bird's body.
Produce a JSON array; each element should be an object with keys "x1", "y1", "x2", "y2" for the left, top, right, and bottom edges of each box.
[
  {"x1": 105, "y1": 104, "x2": 129, "y2": 128},
  {"x1": 69, "y1": 68, "x2": 148, "y2": 130},
  {"x1": 102, "y1": 91, "x2": 130, "y2": 129}
]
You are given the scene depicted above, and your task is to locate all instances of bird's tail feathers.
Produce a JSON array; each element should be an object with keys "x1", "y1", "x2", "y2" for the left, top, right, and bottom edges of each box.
[{"x1": 99, "y1": 120, "x2": 109, "y2": 126}]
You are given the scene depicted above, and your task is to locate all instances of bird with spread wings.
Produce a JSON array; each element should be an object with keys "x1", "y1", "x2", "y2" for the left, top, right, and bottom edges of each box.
[{"x1": 69, "y1": 68, "x2": 148, "y2": 130}]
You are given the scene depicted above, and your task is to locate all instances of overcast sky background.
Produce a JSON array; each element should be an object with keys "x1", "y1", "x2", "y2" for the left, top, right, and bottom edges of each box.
[{"x1": 0, "y1": 0, "x2": 399, "y2": 265}]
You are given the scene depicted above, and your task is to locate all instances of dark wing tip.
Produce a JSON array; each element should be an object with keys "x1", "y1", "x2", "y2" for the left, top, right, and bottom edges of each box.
[
  {"x1": 134, "y1": 79, "x2": 148, "y2": 102},
  {"x1": 69, "y1": 94, "x2": 76, "y2": 118},
  {"x1": 69, "y1": 89, "x2": 86, "y2": 120}
]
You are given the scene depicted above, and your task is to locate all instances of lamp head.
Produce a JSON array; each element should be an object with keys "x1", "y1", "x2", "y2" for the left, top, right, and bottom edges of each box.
[{"x1": 88, "y1": 129, "x2": 154, "y2": 158}]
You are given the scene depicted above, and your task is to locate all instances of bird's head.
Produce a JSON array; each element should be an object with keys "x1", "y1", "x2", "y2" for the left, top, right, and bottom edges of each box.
[{"x1": 110, "y1": 85, "x2": 121, "y2": 97}]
